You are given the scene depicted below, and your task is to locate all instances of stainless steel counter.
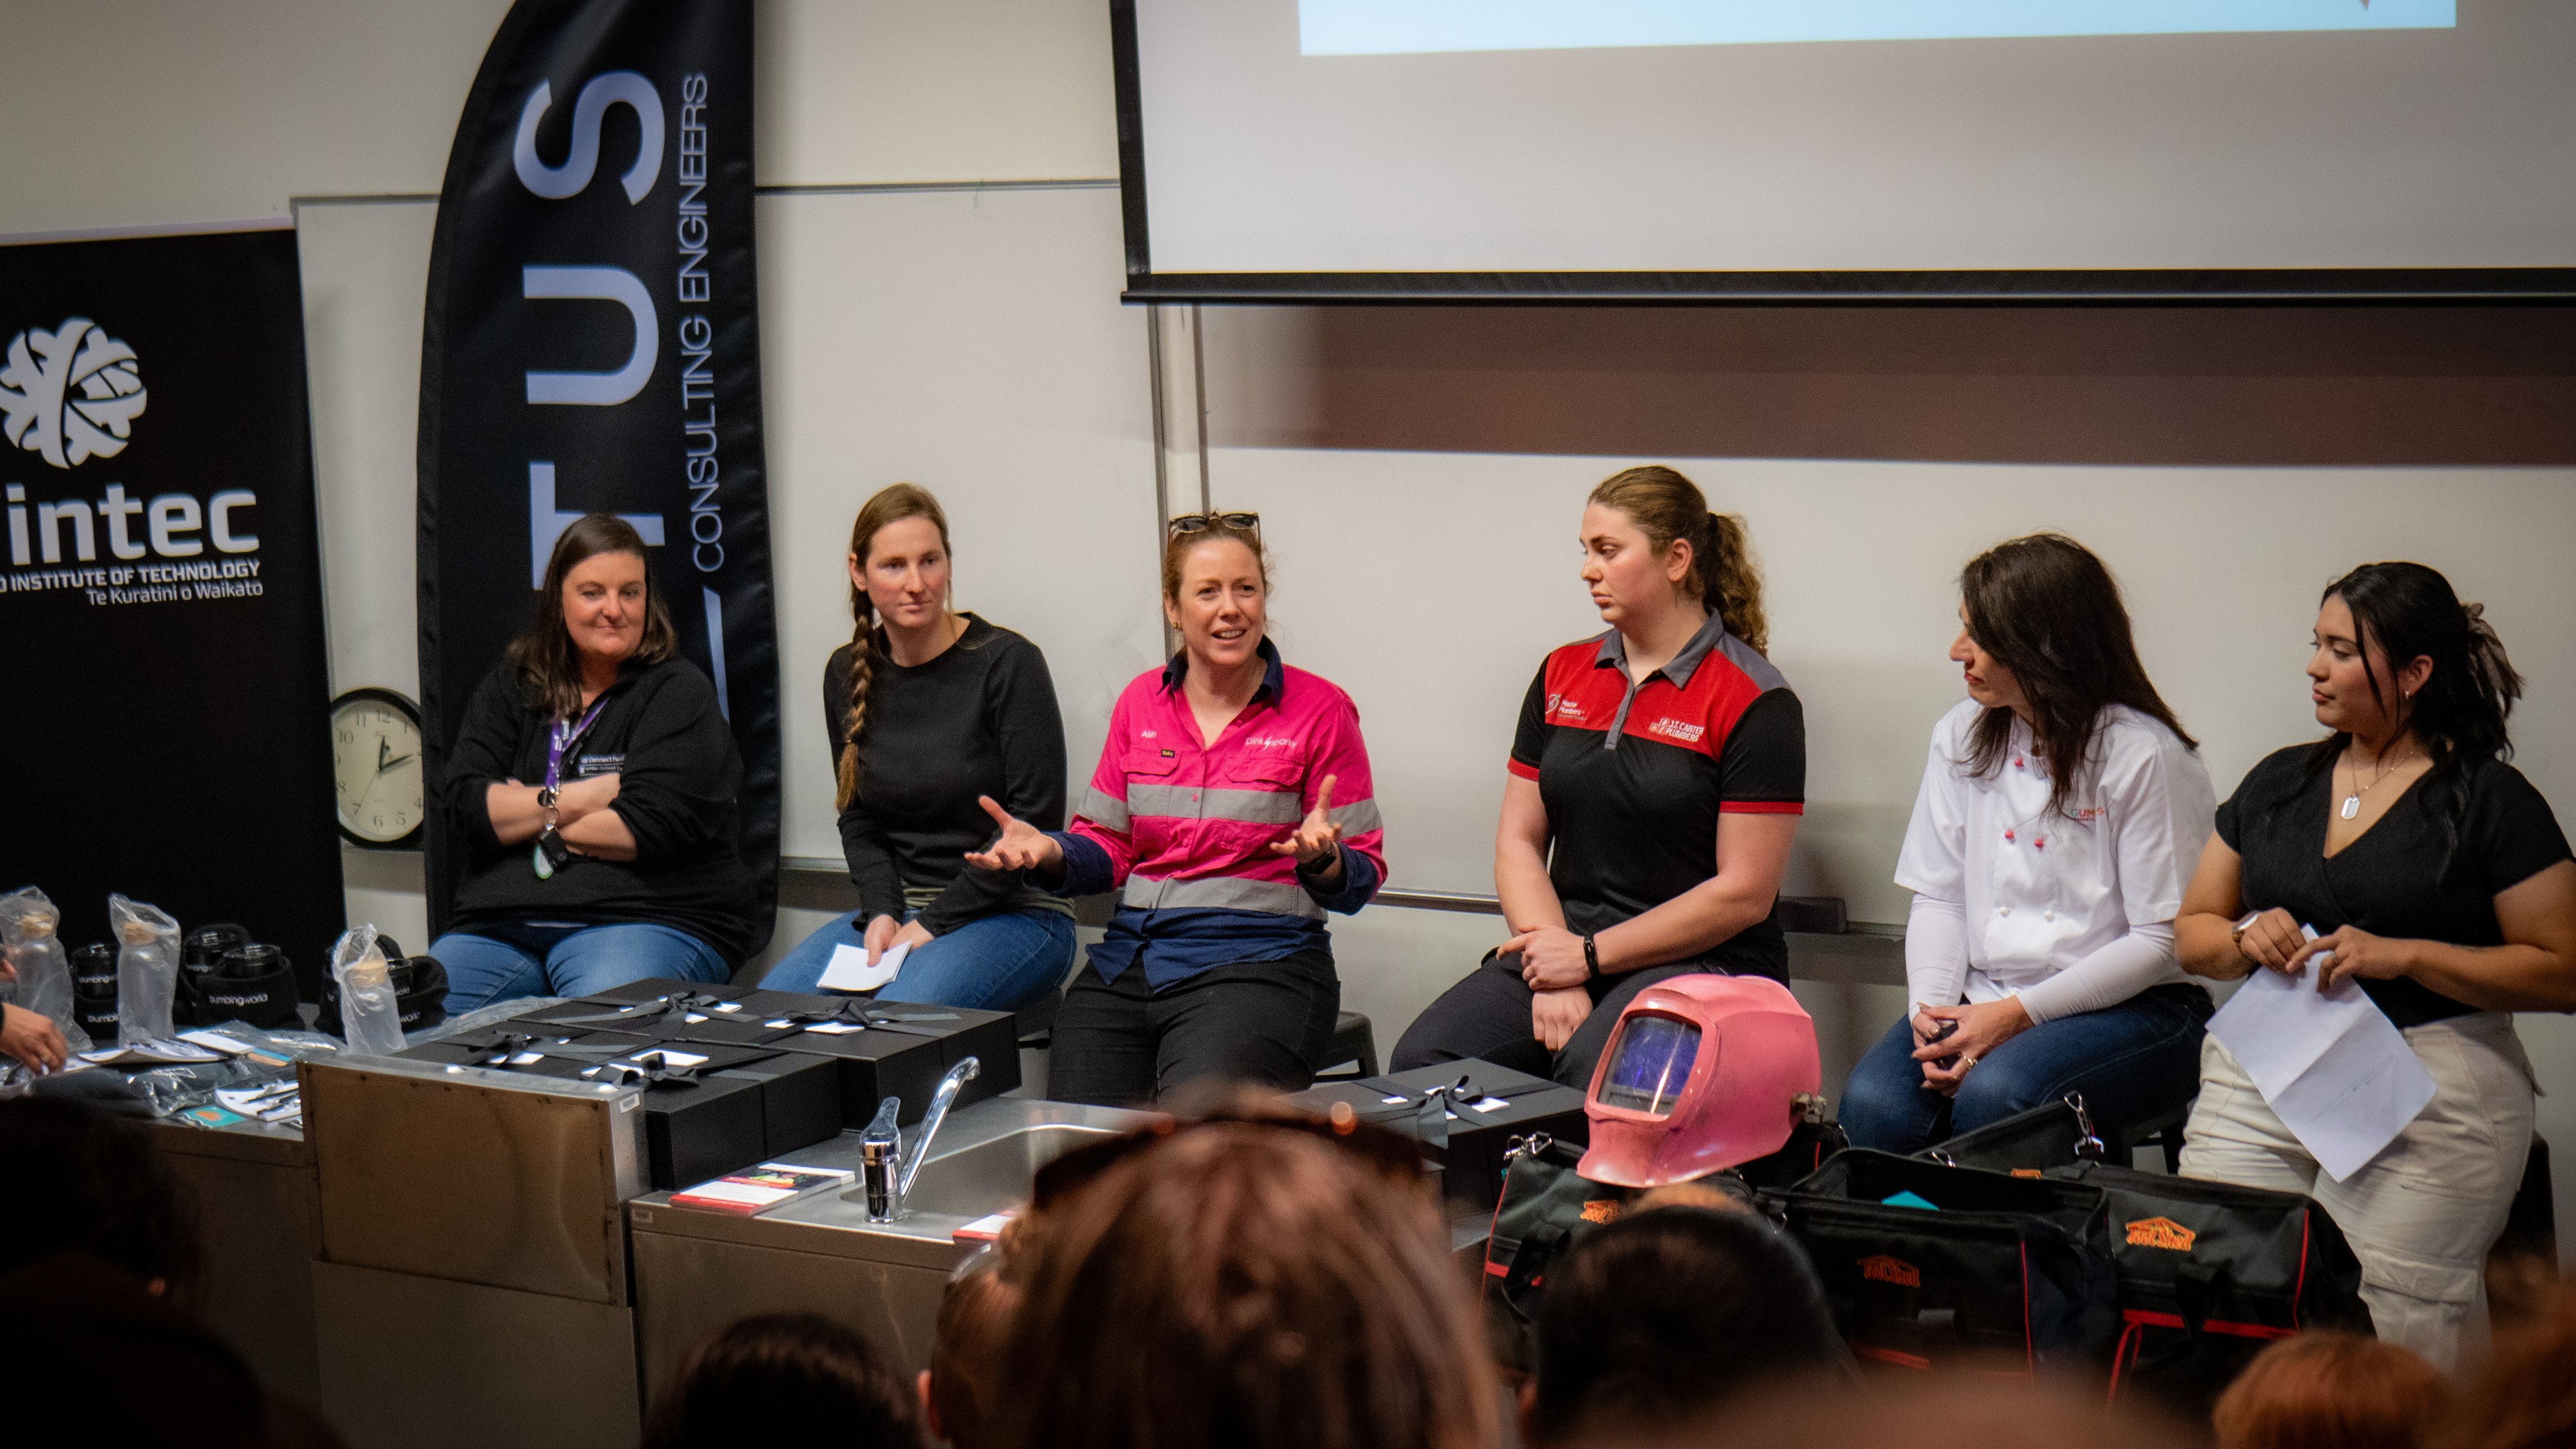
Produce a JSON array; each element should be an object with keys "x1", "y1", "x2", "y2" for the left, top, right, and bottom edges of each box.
[
  {"x1": 628, "y1": 1097, "x2": 1153, "y2": 1393},
  {"x1": 151, "y1": 1116, "x2": 319, "y2": 1400}
]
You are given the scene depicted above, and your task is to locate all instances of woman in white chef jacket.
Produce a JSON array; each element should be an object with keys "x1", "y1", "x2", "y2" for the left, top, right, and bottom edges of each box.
[{"x1": 1840, "y1": 534, "x2": 2219, "y2": 1155}]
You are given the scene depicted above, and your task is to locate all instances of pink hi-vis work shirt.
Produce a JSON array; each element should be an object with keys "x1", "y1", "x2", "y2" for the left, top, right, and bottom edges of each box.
[{"x1": 1048, "y1": 637, "x2": 1385, "y2": 989}]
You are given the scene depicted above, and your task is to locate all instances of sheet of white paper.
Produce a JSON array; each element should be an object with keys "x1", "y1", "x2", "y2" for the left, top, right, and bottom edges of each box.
[
  {"x1": 818, "y1": 940, "x2": 906, "y2": 993},
  {"x1": 2205, "y1": 926, "x2": 2437, "y2": 1180}
]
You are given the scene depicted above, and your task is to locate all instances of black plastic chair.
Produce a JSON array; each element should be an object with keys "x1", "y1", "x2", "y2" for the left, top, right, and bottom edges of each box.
[{"x1": 1312, "y1": 1011, "x2": 1380, "y2": 1081}]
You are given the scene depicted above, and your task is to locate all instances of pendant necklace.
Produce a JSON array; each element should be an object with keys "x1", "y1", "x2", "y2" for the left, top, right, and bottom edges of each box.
[{"x1": 2339, "y1": 746, "x2": 2414, "y2": 821}]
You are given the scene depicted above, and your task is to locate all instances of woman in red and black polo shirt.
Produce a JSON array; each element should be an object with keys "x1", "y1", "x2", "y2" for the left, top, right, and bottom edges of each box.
[{"x1": 1393, "y1": 466, "x2": 1804, "y2": 1088}]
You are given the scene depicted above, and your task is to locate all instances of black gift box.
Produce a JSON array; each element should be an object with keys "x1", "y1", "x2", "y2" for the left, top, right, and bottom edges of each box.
[
  {"x1": 769, "y1": 1025, "x2": 954, "y2": 1127},
  {"x1": 580, "y1": 1043, "x2": 781, "y2": 1189},
  {"x1": 730, "y1": 987, "x2": 852, "y2": 1019},
  {"x1": 656, "y1": 1012, "x2": 809, "y2": 1048},
  {"x1": 580, "y1": 977, "x2": 753, "y2": 1006},
  {"x1": 712, "y1": 1052, "x2": 845, "y2": 1159},
  {"x1": 1285, "y1": 1059, "x2": 1588, "y2": 1212}
]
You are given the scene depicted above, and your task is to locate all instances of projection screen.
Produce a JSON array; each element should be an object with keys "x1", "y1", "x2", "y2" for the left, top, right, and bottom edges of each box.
[{"x1": 1115, "y1": 0, "x2": 2576, "y2": 300}]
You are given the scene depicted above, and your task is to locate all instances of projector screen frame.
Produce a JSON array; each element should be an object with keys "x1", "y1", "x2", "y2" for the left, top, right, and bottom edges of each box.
[{"x1": 1107, "y1": 1, "x2": 2576, "y2": 307}]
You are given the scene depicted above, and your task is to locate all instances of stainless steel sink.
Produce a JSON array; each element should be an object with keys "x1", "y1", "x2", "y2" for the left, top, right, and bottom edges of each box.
[{"x1": 890, "y1": 1123, "x2": 1119, "y2": 1218}]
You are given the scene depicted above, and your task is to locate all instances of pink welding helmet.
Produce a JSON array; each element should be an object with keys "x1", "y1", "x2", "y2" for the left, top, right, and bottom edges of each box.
[{"x1": 1575, "y1": 974, "x2": 1822, "y2": 1188}]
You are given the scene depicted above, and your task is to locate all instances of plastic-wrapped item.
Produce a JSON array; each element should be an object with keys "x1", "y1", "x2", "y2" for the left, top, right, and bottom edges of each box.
[
  {"x1": 107, "y1": 894, "x2": 181, "y2": 1047},
  {"x1": 0, "y1": 886, "x2": 93, "y2": 1057},
  {"x1": 123, "y1": 1020, "x2": 345, "y2": 1119},
  {"x1": 329, "y1": 924, "x2": 406, "y2": 1057}
]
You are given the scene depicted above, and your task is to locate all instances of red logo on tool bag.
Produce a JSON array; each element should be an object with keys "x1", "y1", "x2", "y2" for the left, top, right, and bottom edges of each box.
[
  {"x1": 2125, "y1": 1217, "x2": 2197, "y2": 1251},
  {"x1": 1580, "y1": 1199, "x2": 1622, "y2": 1225},
  {"x1": 1860, "y1": 1254, "x2": 1920, "y2": 1287}
]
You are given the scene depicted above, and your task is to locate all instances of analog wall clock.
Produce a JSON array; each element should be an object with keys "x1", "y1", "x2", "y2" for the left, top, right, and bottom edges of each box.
[{"x1": 331, "y1": 687, "x2": 425, "y2": 848}]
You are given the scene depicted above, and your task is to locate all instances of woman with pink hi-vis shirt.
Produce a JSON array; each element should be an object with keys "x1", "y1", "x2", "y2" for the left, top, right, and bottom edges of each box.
[{"x1": 971, "y1": 512, "x2": 1387, "y2": 1104}]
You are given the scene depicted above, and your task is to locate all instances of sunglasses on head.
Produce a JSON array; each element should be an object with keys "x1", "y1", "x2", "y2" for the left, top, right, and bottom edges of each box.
[{"x1": 1167, "y1": 511, "x2": 1261, "y2": 539}]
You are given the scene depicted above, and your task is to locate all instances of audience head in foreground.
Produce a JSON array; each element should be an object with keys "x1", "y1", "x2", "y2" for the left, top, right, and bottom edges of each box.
[
  {"x1": 996, "y1": 1109, "x2": 1497, "y2": 1449},
  {"x1": 2212, "y1": 1332, "x2": 2448, "y2": 1449},
  {"x1": 2435, "y1": 1273, "x2": 2576, "y2": 1449},
  {"x1": 643, "y1": 1312, "x2": 921, "y2": 1449},
  {"x1": 924, "y1": 1245, "x2": 1022, "y2": 1449},
  {"x1": 0, "y1": 1093, "x2": 200, "y2": 1293},
  {"x1": 1525, "y1": 1203, "x2": 1846, "y2": 1445}
]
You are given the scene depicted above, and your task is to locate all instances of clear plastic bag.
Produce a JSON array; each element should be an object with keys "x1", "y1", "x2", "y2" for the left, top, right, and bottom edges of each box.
[
  {"x1": 0, "y1": 886, "x2": 92, "y2": 1057},
  {"x1": 328, "y1": 923, "x2": 406, "y2": 1057},
  {"x1": 125, "y1": 1020, "x2": 345, "y2": 1118},
  {"x1": 107, "y1": 894, "x2": 181, "y2": 1047}
]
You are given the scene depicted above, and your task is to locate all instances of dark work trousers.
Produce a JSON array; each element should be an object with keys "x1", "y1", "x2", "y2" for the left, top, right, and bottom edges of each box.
[
  {"x1": 1047, "y1": 950, "x2": 1341, "y2": 1107},
  {"x1": 1392, "y1": 950, "x2": 1760, "y2": 1090}
]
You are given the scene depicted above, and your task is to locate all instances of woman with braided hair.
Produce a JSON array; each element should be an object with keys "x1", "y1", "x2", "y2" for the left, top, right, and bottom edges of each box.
[{"x1": 759, "y1": 484, "x2": 1076, "y2": 1010}]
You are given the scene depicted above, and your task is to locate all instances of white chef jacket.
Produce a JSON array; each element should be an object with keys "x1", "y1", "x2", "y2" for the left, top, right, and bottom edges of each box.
[{"x1": 1893, "y1": 699, "x2": 2216, "y2": 1024}]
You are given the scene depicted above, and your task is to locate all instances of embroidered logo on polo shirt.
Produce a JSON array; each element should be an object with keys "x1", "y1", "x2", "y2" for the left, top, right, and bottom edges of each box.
[
  {"x1": 1645, "y1": 717, "x2": 1706, "y2": 743},
  {"x1": 1552, "y1": 696, "x2": 1587, "y2": 722},
  {"x1": 1859, "y1": 1254, "x2": 1920, "y2": 1287},
  {"x1": 1246, "y1": 735, "x2": 1298, "y2": 749},
  {"x1": 2071, "y1": 806, "x2": 2107, "y2": 823},
  {"x1": 2125, "y1": 1217, "x2": 2197, "y2": 1251}
]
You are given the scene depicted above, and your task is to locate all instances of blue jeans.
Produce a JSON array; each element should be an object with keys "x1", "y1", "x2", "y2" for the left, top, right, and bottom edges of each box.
[
  {"x1": 757, "y1": 907, "x2": 1075, "y2": 1013},
  {"x1": 431, "y1": 921, "x2": 732, "y2": 1015},
  {"x1": 1839, "y1": 983, "x2": 2213, "y2": 1156}
]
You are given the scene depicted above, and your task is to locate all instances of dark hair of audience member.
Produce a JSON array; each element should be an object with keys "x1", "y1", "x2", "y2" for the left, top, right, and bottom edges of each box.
[
  {"x1": 1526, "y1": 1205, "x2": 1845, "y2": 1444},
  {"x1": 2212, "y1": 1332, "x2": 2448, "y2": 1449},
  {"x1": 993, "y1": 1118, "x2": 1497, "y2": 1449},
  {"x1": 642, "y1": 1313, "x2": 921, "y2": 1449},
  {"x1": 2433, "y1": 1275, "x2": 2576, "y2": 1449},
  {"x1": 925, "y1": 1248, "x2": 1022, "y2": 1449},
  {"x1": 0, "y1": 1095, "x2": 201, "y2": 1295}
]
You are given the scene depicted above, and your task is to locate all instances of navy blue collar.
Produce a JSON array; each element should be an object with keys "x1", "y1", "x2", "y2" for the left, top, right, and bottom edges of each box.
[{"x1": 1162, "y1": 634, "x2": 1285, "y2": 704}]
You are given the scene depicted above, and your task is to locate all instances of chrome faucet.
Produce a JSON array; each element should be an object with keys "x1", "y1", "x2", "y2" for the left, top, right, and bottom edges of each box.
[{"x1": 858, "y1": 1055, "x2": 982, "y2": 1223}]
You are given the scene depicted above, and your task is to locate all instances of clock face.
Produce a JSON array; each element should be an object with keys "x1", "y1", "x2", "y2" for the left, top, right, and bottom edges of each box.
[{"x1": 332, "y1": 689, "x2": 425, "y2": 846}]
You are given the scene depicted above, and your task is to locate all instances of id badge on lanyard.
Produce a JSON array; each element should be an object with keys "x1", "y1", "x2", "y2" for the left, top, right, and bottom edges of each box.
[{"x1": 534, "y1": 698, "x2": 609, "y2": 880}]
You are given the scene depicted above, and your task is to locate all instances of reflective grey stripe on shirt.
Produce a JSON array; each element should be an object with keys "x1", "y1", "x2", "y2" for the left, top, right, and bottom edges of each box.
[
  {"x1": 1121, "y1": 872, "x2": 1326, "y2": 920},
  {"x1": 1328, "y1": 798, "x2": 1383, "y2": 835},
  {"x1": 1126, "y1": 783, "x2": 1305, "y2": 826},
  {"x1": 1079, "y1": 787, "x2": 1130, "y2": 833}
]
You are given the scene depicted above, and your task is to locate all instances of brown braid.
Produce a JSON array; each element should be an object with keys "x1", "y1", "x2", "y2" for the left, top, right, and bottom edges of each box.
[{"x1": 834, "y1": 483, "x2": 952, "y2": 811}]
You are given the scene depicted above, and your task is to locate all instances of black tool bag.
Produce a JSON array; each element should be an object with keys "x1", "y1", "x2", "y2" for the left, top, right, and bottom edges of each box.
[
  {"x1": 1768, "y1": 1149, "x2": 2121, "y2": 1375},
  {"x1": 1915, "y1": 1093, "x2": 2108, "y2": 1176},
  {"x1": 1478, "y1": 1111, "x2": 1839, "y2": 1374},
  {"x1": 2049, "y1": 1160, "x2": 2372, "y2": 1416}
]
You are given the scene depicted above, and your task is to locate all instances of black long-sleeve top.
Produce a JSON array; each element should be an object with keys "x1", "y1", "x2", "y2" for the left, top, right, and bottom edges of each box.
[
  {"x1": 437, "y1": 657, "x2": 755, "y2": 963},
  {"x1": 825, "y1": 614, "x2": 1068, "y2": 935}
]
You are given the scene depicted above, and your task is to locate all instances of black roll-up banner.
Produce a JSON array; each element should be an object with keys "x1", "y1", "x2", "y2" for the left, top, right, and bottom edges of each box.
[
  {"x1": 0, "y1": 227, "x2": 345, "y2": 994},
  {"x1": 418, "y1": 0, "x2": 778, "y2": 954}
]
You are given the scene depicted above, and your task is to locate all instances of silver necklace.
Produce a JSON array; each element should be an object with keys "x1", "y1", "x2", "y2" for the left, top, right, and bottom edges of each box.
[{"x1": 2339, "y1": 746, "x2": 2417, "y2": 821}]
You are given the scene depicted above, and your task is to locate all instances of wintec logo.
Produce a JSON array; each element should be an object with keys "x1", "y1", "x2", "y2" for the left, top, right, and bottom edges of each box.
[
  {"x1": 0, "y1": 319, "x2": 146, "y2": 468},
  {"x1": 1859, "y1": 1254, "x2": 1920, "y2": 1287},
  {"x1": 2125, "y1": 1216, "x2": 2198, "y2": 1252}
]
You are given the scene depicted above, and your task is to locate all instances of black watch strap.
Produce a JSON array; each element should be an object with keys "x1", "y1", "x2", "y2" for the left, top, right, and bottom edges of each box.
[{"x1": 1582, "y1": 934, "x2": 1601, "y2": 981}]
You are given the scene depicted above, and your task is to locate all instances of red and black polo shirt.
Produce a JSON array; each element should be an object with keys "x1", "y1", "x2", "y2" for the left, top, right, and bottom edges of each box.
[{"x1": 1510, "y1": 611, "x2": 1804, "y2": 978}]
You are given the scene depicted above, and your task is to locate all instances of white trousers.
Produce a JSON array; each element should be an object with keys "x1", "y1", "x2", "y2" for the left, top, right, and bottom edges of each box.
[{"x1": 2178, "y1": 1012, "x2": 2537, "y2": 1374}]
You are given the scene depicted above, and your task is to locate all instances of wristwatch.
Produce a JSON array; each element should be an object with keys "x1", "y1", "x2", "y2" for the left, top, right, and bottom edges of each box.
[
  {"x1": 536, "y1": 786, "x2": 558, "y2": 810},
  {"x1": 2230, "y1": 911, "x2": 2261, "y2": 961}
]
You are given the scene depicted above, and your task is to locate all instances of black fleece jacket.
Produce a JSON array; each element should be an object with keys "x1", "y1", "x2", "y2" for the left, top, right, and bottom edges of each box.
[{"x1": 437, "y1": 657, "x2": 754, "y2": 963}]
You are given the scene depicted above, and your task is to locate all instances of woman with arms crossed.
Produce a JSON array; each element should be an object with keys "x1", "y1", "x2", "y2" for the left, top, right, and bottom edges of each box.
[
  {"x1": 1392, "y1": 466, "x2": 1803, "y2": 1089},
  {"x1": 1839, "y1": 534, "x2": 2217, "y2": 1154},
  {"x1": 971, "y1": 513, "x2": 1385, "y2": 1104},
  {"x1": 2176, "y1": 562, "x2": 2576, "y2": 1370},
  {"x1": 433, "y1": 514, "x2": 754, "y2": 1009},
  {"x1": 759, "y1": 484, "x2": 1075, "y2": 1010}
]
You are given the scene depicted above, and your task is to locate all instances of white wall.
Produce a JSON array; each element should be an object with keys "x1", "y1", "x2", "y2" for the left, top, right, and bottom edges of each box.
[{"x1": 9, "y1": 0, "x2": 2572, "y2": 1248}]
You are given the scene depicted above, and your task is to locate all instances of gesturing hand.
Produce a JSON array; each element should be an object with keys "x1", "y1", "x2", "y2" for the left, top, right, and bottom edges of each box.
[
  {"x1": 1267, "y1": 774, "x2": 1344, "y2": 868},
  {"x1": 964, "y1": 796, "x2": 1065, "y2": 874}
]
